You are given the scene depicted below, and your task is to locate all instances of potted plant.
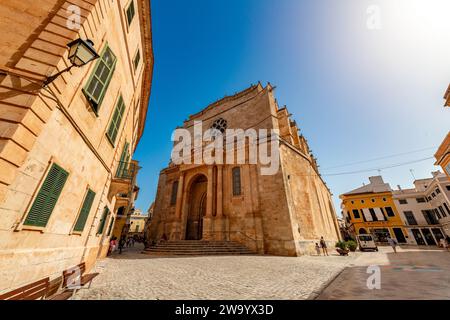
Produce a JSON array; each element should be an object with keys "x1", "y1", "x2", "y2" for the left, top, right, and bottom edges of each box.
[
  {"x1": 335, "y1": 241, "x2": 350, "y2": 256},
  {"x1": 346, "y1": 240, "x2": 357, "y2": 252}
]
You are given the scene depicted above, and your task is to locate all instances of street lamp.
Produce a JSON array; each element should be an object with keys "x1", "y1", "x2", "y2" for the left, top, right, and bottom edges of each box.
[{"x1": 43, "y1": 38, "x2": 99, "y2": 86}]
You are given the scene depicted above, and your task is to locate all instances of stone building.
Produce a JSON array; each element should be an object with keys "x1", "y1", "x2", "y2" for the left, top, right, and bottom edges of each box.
[
  {"x1": 147, "y1": 83, "x2": 340, "y2": 256},
  {"x1": 0, "y1": 0, "x2": 153, "y2": 293}
]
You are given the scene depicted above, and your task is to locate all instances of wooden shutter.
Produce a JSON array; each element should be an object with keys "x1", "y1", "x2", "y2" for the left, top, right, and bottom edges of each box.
[
  {"x1": 107, "y1": 217, "x2": 115, "y2": 236},
  {"x1": 73, "y1": 189, "x2": 96, "y2": 232},
  {"x1": 97, "y1": 207, "x2": 110, "y2": 234},
  {"x1": 106, "y1": 96, "x2": 125, "y2": 144},
  {"x1": 82, "y1": 45, "x2": 117, "y2": 113},
  {"x1": 24, "y1": 164, "x2": 69, "y2": 227},
  {"x1": 116, "y1": 141, "x2": 130, "y2": 178}
]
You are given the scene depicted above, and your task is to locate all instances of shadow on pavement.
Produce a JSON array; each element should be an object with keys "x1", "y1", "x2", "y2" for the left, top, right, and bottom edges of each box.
[{"x1": 316, "y1": 248, "x2": 450, "y2": 300}]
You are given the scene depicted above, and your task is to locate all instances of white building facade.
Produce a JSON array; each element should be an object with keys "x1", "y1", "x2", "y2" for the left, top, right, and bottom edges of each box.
[{"x1": 393, "y1": 171, "x2": 450, "y2": 245}]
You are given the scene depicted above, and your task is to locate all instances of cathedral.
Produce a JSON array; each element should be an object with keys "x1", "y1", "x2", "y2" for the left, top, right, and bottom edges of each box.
[{"x1": 147, "y1": 83, "x2": 340, "y2": 256}]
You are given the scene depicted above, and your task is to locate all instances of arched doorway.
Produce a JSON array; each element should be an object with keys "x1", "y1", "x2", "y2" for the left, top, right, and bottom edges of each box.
[{"x1": 185, "y1": 175, "x2": 207, "y2": 240}]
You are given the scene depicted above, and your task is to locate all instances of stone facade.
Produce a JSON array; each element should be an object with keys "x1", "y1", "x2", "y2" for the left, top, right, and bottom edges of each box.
[
  {"x1": 0, "y1": 0, "x2": 153, "y2": 293},
  {"x1": 147, "y1": 83, "x2": 340, "y2": 256}
]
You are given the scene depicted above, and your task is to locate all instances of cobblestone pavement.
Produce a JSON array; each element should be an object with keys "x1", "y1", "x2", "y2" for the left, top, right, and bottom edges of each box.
[
  {"x1": 73, "y1": 244, "x2": 360, "y2": 300},
  {"x1": 74, "y1": 245, "x2": 449, "y2": 300},
  {"x1": 317, "y1": 246, "x2": 450, "y2": 300}
]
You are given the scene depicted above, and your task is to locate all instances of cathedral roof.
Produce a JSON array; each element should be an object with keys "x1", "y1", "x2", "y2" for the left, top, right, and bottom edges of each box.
[{"x1": 187, "y1": 82, "x2": 265, "y2": 121}]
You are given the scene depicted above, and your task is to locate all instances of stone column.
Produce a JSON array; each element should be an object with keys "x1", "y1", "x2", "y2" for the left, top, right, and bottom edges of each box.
[
  {"x1": 216, "y1": 165, "x2": 223, "y2": 217},
  {"x1": 174, "y1": 173, "x2": 185, "y2": 239},
  {"x1": 203, "y1": 166, "x2": 214, "y2": 240},
  {"x1": 175, "y1": 173, "x2": 185, "y2": 219},
  {"x1": 206, "y1": 166, "x2": 213, "y2": 217}
]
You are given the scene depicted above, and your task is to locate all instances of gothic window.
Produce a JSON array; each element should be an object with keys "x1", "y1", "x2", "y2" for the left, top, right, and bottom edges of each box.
[
  {"x1": 232, "y1": 167, "x2": 241, "y2": 196},
  {"x1": 170, "y1": 181, "x2": 179, "y2": 205},
  {"x1": 211, "y1": 118, "x2": 228, "y2": 134}
]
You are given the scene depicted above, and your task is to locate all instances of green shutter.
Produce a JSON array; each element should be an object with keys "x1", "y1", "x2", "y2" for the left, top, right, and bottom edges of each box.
[
  {"x1": 106, "y1": 96, "x2": 125, "y2": 144},
  {"x1": 82, "y1": 45, "x2": 117, "y2": 113},
  {"x1": 107, "y1": 217, "x2": 115, "y2": 236},
  {"x1": 73, "y1": 189, "x2": 96, "y2": 232},
  {"x1": 97, "y1": 207, "x2": 109, "y2": 235},
  {"x1": 116, "y1": 142, "x2": 130, "y2": 178},
  {"x1": 24, "y1": 164, "x2": 69, "y2": 227}
]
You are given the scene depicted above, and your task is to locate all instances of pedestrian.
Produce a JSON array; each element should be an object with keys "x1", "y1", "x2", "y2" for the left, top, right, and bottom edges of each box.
[
  {"x1": 320, "y1": 236, "x2": 328, "y2": 256},
  {"x1": 315, "y1": 243, "x2": 321, "y2": 256},
  {"x1": 119, "y1": 237, "x2": 126, "y2": 254},
  {"x1": 387, "y1": 236, "x2": 398, "y2": 253},
  {"x1": 440, "y1": 238, "x2": 449, "y2": 251},
  {"x1": 108, "y1": 237, "x2": 116, "y2": 256}
]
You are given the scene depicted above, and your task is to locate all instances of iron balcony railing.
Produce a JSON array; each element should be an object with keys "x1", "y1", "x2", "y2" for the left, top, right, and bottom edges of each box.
[{"x1": 115, "y1": 161, "x2": 137, "y2": 180}]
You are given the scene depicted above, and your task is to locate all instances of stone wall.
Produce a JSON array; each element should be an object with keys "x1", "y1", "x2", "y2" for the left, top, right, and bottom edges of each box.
[
  {"x1": 0, "y1": 0, "x2": 152, "y2": 293},
  {"x1": 147, "y1": 84, "x2": 340, "y2": 256}
]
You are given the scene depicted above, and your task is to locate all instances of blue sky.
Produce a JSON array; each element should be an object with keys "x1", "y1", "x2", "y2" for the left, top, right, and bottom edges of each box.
[{"x1": 134, "y1": 0, "x2": 450, "y2": 214}]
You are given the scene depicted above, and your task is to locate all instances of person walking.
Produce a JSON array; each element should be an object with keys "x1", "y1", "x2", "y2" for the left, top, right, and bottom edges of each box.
[
  {"x1": 320, "y1": 236, "x2": 328, "y2": 256},
  {"x1": 387, "y1": 236, "x2": 398, "y2": 253},
  {"x1": 119, "y1": 237, "x2": 126, "y2": 254},
  {"x1": 440, "y1": 238, "x2": 449, "y2": 251},
  {"x1": 315, "y1": 243, "x2": 321, "y2": 256}
]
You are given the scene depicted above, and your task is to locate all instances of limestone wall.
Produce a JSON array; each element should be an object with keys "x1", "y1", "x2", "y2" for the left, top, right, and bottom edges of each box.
[{"x1": 0, "y1": 0, "x2": 152, "y2": 293}]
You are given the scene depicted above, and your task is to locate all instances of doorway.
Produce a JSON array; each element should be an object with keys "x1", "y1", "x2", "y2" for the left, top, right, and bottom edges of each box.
[
  {"x1": 185, "y1": 175, "x2": 207, "y2": 240},
  {"x1": 392, "y1": 228, "x2": 406, "y2": 243},
  {"x1": 421, "y1": 228, "x2": 437, "y2": 246},
  {"x1": 411, "y1": 229, "x2": 426, "y2": 245}
]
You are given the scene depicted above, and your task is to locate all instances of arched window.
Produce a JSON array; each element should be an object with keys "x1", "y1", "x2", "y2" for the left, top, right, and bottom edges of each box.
[
  {"x1": 358, "y1": 228, "x2": 367, "y2": 235},
  {"x1": 211, "y1": 118, "x2": 228, "y2": 133},
  {"x1": 232, "y1": 167, "x2": 241, "y2": 196},
  {"x1": 170, "y1": 181, "x2": 179, "y2": 205}
]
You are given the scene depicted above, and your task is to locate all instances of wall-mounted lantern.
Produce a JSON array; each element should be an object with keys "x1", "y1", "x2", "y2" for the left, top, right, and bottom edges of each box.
[{"x1": 43, "y1": 38, "x2": 99, "y2": 86}]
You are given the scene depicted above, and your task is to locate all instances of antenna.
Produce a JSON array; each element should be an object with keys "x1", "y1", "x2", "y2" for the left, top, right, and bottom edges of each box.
[{"x1": 409, "y1": 169, "x2": 416, "y2": 180}]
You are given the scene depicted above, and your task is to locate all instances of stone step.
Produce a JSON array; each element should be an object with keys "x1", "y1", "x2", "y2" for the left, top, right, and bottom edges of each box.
[
  {"x1": 146, "y1": 248, "x2": 253, "y2": 252},
  {"x1": 143, "y1": 240, "x2": 256, "y2": 256}
]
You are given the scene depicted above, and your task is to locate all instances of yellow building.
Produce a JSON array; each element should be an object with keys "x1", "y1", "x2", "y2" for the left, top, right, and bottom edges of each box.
[
  {"x1": 435, "y1": 132, "x2": 450, "y2": 179},
  {"x1": 340, "y1": 176, "x2": 407, "y2": 243},
  {"x1": 434, "y1": 86, "x2": 450, "y2": 179}
]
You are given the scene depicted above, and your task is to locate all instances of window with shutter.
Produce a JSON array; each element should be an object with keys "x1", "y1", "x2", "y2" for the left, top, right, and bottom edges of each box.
[
  {"x1": 106, "y1": 96, "x2": 126, "y2": 145},
  {"x1": 24, "y1": 163, "x2": 69, "y2": 227},
  {"x1": 82, "y1": 45, "x2": 117, "y2": 113},
  {"x1": 107, "y1": 216, "x2": 115, "y2": 236},
  {"x1": 126, "y1": 1, "x2": 135, "y2": 26},
  {"x1": 97, "y1": 207, "x2": 110, "y2": 235},
  {"x1": 73, "y1": 189, "x2": 96, "y2": 232},
  {"x1": 133, "y1": 49, "x2": 140, "y2": 71},
  {"x1": 116, "y1": 142, "x2": 130, "y2": 178}
]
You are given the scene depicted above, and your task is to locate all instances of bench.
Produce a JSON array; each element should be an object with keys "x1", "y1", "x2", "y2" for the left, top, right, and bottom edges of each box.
[
  {"x1": 0, "y1": 278, "x2": 49, "y2": 300},
  {"x1": 45, "y1": 276, "x2": 73, "y2": 300},
  {"x1": 63, "y1": 262, "x2": 98, "y2": 290}
]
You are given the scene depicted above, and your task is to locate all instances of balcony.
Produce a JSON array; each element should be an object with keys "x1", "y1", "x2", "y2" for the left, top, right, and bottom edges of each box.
[{"x1": 108, "y1": 160, "x2": 139, "y2": 201}]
